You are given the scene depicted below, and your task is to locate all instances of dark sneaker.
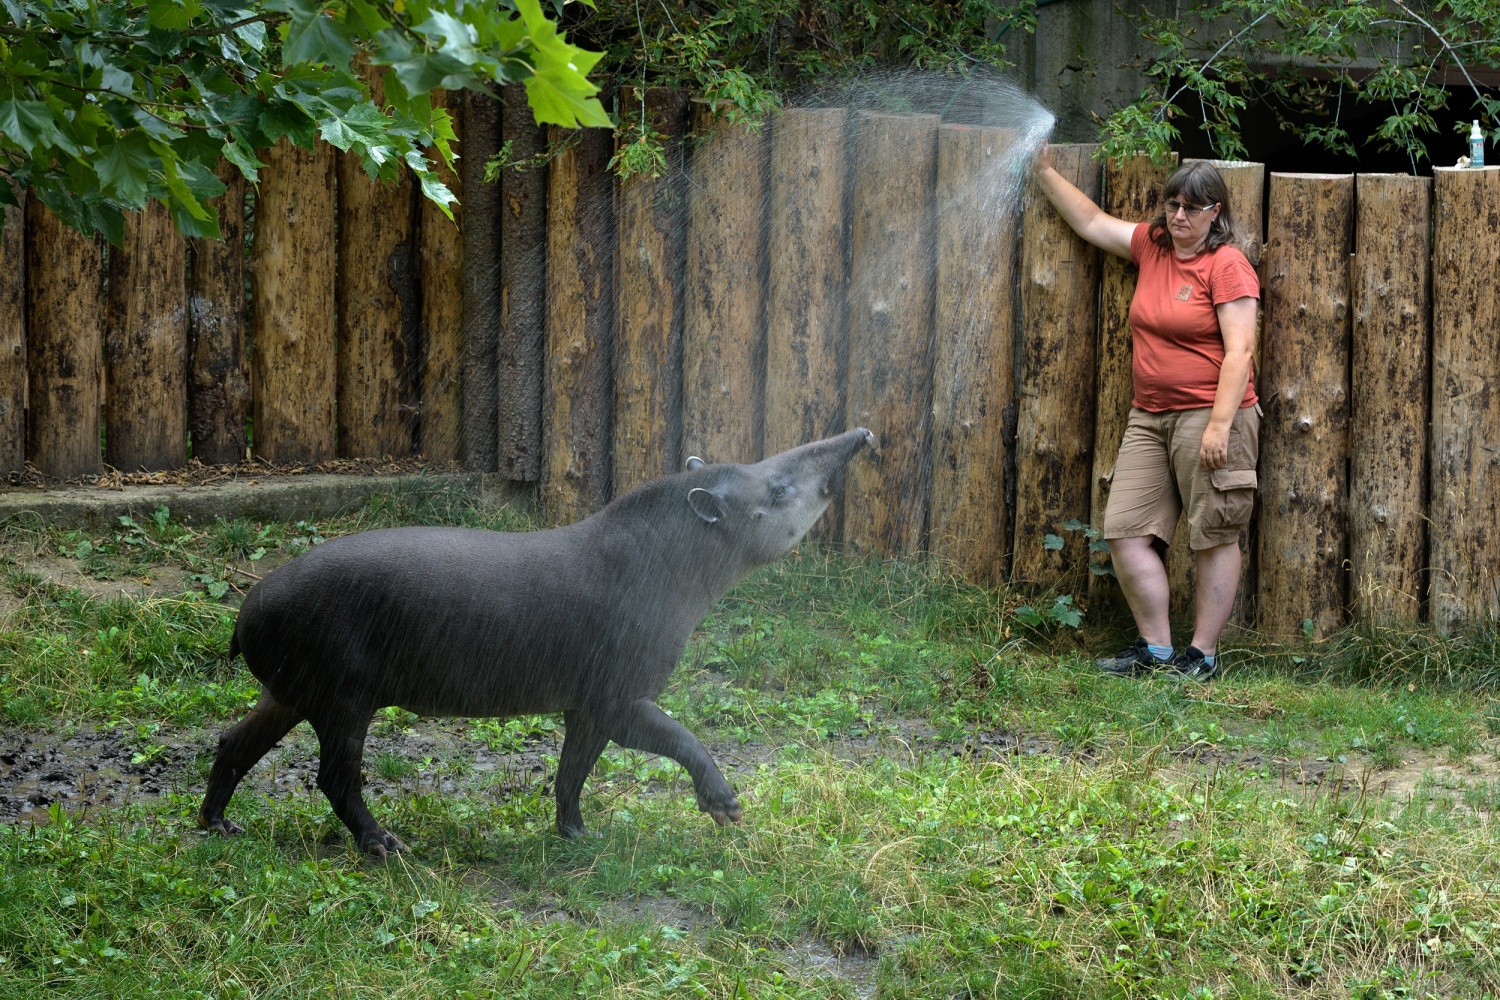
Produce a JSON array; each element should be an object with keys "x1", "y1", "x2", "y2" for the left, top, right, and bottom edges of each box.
[
  {"x1": 1169, "y1": 645, "x2": 1219, "y2": 682},
  {"x1": 1095, "y1": 638, "x2": 1162, "y2": 677}
]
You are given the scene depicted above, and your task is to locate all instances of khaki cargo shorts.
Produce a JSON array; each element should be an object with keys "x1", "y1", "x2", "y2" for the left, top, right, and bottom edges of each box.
[{"x1": 1102, "y1": 404, "x2": 1261, "y2": 552}]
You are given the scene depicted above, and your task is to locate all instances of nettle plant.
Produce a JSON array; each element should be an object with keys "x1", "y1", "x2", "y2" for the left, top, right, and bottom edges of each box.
[{"x1": 1099, "y1": 0, "x2": 1500, "y2": 169}]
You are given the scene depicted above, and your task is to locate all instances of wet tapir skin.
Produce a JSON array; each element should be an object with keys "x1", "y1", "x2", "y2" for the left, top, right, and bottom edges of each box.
[{"x1": 199, "y1": 428, "x2": 874, "y2": 857}]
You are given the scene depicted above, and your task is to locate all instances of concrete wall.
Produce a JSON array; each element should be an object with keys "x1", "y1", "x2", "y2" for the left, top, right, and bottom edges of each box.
[{"x1": 1006, "y1": 0, "x2": 1178, "y2": 142}]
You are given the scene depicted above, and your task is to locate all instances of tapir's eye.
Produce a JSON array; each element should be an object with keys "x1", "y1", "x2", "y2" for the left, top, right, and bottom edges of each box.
[{"x1": 771, "y1": 482, "x2": 797, "y2": 504}]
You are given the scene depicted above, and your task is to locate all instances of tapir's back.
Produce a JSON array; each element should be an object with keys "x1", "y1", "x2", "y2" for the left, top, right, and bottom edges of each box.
[{"x1": 234, "y1": 525, "x2": 658, "y2": 717}]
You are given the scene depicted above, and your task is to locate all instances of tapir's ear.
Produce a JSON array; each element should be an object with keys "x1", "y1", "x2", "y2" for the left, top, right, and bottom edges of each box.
[
  {"x1": 685, "y1": 455, "x2": 705, "y2": 470},
  {"x1": 688, "y1": 487, "x2": 726, "y2": 524}
]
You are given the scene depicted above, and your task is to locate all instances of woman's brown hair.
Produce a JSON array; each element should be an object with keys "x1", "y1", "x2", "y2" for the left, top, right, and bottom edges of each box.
[{"x1": 1147, "y1": 161, "x2": 1237, "y2": 253}]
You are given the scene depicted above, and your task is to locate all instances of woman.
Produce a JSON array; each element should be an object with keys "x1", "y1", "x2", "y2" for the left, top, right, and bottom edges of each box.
[{"x1": 1033, "y1": 151, "x2": 1260, "y2": 682}]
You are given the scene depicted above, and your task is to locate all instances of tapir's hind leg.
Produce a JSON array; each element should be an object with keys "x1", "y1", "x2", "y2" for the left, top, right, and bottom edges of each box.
[
  {"x1": 307, "y1": 710, "x2": 407, "y2": 859},
  {"x1": 608, "y1": 699, "x2": 743, "y2": 827},
  {"x1": 199, "y1": 688, "x2": 304, "y2": 836},
  {"x1": 555, "y1": 708, "x2": 610, "y2": 838}
]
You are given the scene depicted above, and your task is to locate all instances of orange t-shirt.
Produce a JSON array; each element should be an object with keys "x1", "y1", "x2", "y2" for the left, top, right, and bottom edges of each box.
[{"x1": 1128, "y1": 223, "x2": 1260, "y2": 412}]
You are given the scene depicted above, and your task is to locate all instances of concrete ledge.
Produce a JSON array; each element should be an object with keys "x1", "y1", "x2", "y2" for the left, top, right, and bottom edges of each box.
[{"x1": 0, "y1": 472, "x2": 537, "y2": 531}]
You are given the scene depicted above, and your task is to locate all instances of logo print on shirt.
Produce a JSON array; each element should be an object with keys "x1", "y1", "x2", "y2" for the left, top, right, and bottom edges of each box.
[{"x1": 1175, "y1": 284, "x2": 1193, "y2": 301}]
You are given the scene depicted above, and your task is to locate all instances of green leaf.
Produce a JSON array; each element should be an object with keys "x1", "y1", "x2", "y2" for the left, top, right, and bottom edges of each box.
[
  {"x1": 1042, "y1": 534, "x2": 1064, "y2": 551},
  {"x1": 282, "y1": 4, "x2": 358, "y2": 68},
  {"x1": 514, "y1": 0, "x2": 611, "y2": 128},
  {"x1": 220, "y1": 140, "x2": 263, "y2": 184},
  {"x1": 0, "y1": 99, "x2": 58, "y2": 154},
  {"x1": 95, "y1": 132, "x2": 156, "y2": 205},
  {"x1": 147, "y1": 0, "x2": 203, "y2": 31}
]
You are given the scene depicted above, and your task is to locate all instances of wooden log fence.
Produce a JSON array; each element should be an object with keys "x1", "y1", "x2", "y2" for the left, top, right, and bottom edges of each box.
[
  {"x1": 845, "y1": 111, "x2": 940, "y2": 559},
  {"x1": 8, "y1": 96, "x2": 1500, "y2": 634},
  {"x1": 1012, "y1": 142, "x2": 1099, "y2": 586}
]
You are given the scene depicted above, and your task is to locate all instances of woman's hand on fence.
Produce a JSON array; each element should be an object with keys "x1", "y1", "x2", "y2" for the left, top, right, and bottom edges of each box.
[{"x1": 1032, "y1": 140, "x2": 1054, "y2": 176}]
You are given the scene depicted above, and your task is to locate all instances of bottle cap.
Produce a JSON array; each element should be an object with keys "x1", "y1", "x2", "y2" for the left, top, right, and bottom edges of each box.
[{"x1": 1473, "y1": 120, "x2": 1484, "y2": 139}]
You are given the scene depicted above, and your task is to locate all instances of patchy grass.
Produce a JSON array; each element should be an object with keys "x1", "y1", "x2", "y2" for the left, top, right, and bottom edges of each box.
[{"x1": 3, "y1": 493, "x2": 1500, "y2": 996}]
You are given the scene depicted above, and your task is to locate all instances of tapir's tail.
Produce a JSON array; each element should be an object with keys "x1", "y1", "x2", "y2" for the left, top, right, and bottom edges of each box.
[{"x1": 228, "y1": 632, "x2": 240, "y2": 661}]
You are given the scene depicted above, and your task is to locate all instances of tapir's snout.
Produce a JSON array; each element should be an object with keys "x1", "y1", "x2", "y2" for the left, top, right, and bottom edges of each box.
[{"x1": 758, "y1": 427, "x2": 873, "y2": 497}]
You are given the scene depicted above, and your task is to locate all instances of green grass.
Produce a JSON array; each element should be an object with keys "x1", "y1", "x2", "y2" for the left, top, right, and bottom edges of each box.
[{"x1": 4, "y1": 493, "x2": 1500, "y2": 996}]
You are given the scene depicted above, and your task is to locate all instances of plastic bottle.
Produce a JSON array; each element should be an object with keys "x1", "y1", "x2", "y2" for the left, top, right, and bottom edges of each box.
[{"x1": 1472, "y1": 120, "x2": 1486, "y2": 168}]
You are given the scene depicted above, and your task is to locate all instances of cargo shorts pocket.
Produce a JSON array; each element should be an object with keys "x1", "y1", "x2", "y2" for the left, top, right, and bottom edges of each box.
[{"x1": 1208, "y1": 468, "x2": 1258, "y2": 529}]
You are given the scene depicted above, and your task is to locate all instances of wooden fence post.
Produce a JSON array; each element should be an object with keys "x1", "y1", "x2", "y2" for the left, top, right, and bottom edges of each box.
[
  {"x1": 929, "y1": 124, "x2": 1019, "y2": 585},
  {"x1": 337, "y1": 68, "x2": 417, "y2": 460},
  {"x1": 1351, "y1": 173, "x2": 1431, "y2": 623},
  {"x1": 188, "y1": 160, "x2": 250, "y2": 466},
  {"x1": 844, "y1": 112, "x2": 940, "y2": 558},
  {"x1": 683, "y1": 103, "x2": 770, "y2": 465},
  {"x1": 498, "y1": 83, "x2": 548, "y2": 481},
  {"x1": 460, "y1": 90, "x2": 501, "y2": 473},
  {"x1": 1429, "y1": 165, "x2": 1500, "y2": 629},
  {"x1": 250, "y1": 138, "x2": 337, "y2": 465},
  {"x1": 1166, "y1": 159, "x2": 1264, "y2": 624},
  {"x1": 1092, "y1": 153, "x2": 1174, "y2": 600},
  {"x1": 26, "y1": 201, "x2": 103, "y2": 478},
  {"x1": 105, "y1": 200, "x2": 188, "y2": 471},
  {"x1": 613, "y1": 86, "x2": 689, "y2": 494},
  {"x1": 0, "y1": 188, "x2": 24, "y2": 477},
  {"x1": 1012, "y1": 143, "x2": 1100, "y2": 586},
  {"x1": 419, "y1": 89, "x2": 464, "y2": 464},
  {"x1": 1256, "y1": 173, "x2": 1353, "y2": 638},
  {"x1": 765, "y1": 106, "x2": 850, "y2": 539},
  {"x1": 542, "y1": 126, "x2": 615, "y2": 524}
]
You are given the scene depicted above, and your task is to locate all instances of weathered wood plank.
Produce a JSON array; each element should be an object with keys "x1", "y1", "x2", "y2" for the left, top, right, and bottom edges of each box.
[
  {"x1": 1429, "y1": 165, "x2": 1500, "y2": 629},
  {"x1": 1350, "y1": 173, "x2": 1431, "y2": 623},
  {"x1": 105, "y1": 200, "x2": 188, "y2": 471},
  {"x1": 929, "y1": 124, "x2": 1019, "y2": 584},
  {"x1": 845, "y1": 112, "x2": 941, "y2": 558},
  {"x1": 1256, "y1": 172, "x2": 1353, "y2": 638},
  {"x1": 250, "y1": 139, "x2": 337, "y2": 465},
  {"x1": 1012, "y1": 143, "x2": 1100, "y2": 586}
]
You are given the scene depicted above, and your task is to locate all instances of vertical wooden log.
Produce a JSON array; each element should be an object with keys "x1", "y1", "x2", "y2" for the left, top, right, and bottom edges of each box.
[
  {"x1": 188, "y1": 160, "x2": 250, "y2": 465},
  {"x1": 26, "y1": 201, "x2": 103, "y2": 478},
  {"x1": 498, "y1": 83, "x2": 548, "y2": 481},
  {"x1": 1256, "y1": 173, "x2": 1353, "y2": 638},
  {"x1": 461, "y1": 90, "x2": 502, "y2": 472},
  {"x1": 765, "y1": 106, "x2": 849, "y2": 541},
  {"x1": 0, "y1": 187, "x2": 24, "y2": 477},
  {"x1": 929, "y1": 124, "x2": 1019, "y2": 584},
  {"x1": 1012, "y1": 143, "x2": 1100, "y2": 586},
  {"x1": 1184, "y1": 160, "x2": 1267, "y2": 263},
  {"x1": 251, "y1": 138, "x2": 337, "y2": 465},
  {"x1": 1350, "y1": 174, "x2": 1431, "y2": 623},
  {"x1": 105, "y1": 200, "x2": 188, "y2": 471},
  {"x1": 844, "y1": 112, "x2": 940, "y2": 558},
  {"x1": 1169, "y1": 160, "x2": 1266, "y2": 622},
  {"x1": 337, "y1": 68, "x2": 417, "y2": 459},
  {"x1": 1429, "y1": 165, "x2": 1500, "y2": 629},
  {"x1": 1092, "y1": 153, "x2": 1174, "y2": 600},
  {"x1": 419, "y1": 89, "x2": 464, "y2": 464},
  {"x1": 683, "y1": 103, "x2": 770, "y2": 464},
  {"x1": 613, "y1": 86, "x2": 689, "y2": 494},
  {"x1": 542, "y1": 126, "x2": 615, "y2": 524}
]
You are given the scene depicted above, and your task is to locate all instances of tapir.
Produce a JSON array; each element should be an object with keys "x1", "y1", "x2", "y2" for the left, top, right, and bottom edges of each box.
[{"x1": 199, "y1": 428, "x2": 874, "y2": 856}]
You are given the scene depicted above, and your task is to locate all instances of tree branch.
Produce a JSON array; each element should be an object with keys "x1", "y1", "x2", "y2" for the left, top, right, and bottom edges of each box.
[{"x1": 1388, "y1": 0, "x2": 1497, "y2": 128}]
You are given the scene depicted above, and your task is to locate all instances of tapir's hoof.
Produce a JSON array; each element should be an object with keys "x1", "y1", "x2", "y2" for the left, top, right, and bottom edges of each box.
[
  {"x1": 701, "y1": 796, "x2": 743, "y2": 827},
  {"x1": 200, "y1": 815, "x2": 245, "y2": 837},
  {"x1": 557, "y1": 820, "x2": 601, "y2": 840},
  {"x1": 359, "y1": 830, "x2": 408, "y2": 859}
]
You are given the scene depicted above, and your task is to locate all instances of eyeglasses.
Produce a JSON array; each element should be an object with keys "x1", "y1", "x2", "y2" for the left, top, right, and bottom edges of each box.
[{"x1": 1164, "y1": 199, "x2": 1218, "y2": 217}]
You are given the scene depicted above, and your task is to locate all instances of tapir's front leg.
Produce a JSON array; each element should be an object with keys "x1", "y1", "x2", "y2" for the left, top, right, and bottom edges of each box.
[
  {"x1": 608, "y1": 699, "x2": 743, "y2": 826},
  {"x1": 556, "y1": 708, "x2": 610, "y2": 839}
]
